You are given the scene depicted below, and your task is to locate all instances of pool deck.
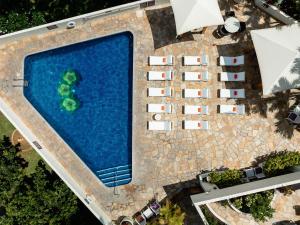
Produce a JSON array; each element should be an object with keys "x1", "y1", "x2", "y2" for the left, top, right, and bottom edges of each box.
[{"x1": 0, "y1": 1, "x2": 300, "y2": 224}]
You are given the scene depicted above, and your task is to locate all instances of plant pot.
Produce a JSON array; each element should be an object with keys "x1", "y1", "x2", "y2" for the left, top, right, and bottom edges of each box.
[{"x1": 120, "y1": 216, "x2": 134, "y2": 225}]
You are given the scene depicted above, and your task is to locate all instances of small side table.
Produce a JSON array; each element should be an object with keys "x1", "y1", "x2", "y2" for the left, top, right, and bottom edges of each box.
[{"x1": 153, "y1": 114, "x2": 161, "y2": 121}]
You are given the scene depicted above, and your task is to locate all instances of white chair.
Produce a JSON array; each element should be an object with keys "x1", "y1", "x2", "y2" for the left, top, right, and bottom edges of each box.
[
  {"x1": 149, "y1": 55, "x2": 173, "y2": 66},
  {"x1": 219, "y1": 105, "x2": 245, "y2": 115},
  {"x1": 183, "y1": 120, "x2": 209, "y2": 130},
  {"x1": 184, "y1": 88, "x2": 209, "y2": 98},
  {"x1": 219, "y1": 89, "x2": 245, "y2": 99},
  {"x1": 147, "y1": 70, "x2": 174, "y2": 81},
  {"x1": 142, "y1": 207, "x2": 154, "y2": 219},
  {"x1": 220, "y1": 72, "x2": 245, "y2": 81},
  {"x1": 184, "y1": 105, "x2": 209, "y2": 115},
  {"x1": 148, "y1": 87, "x2": 172, "y2": 97},
  {"x1": 183, "y1": 71, "x2": 209, "y2": 81},
  {"x1": 219, "y1": 55, "x2": 244, "y2": 66},
  {"x1": 183, "y1": 54, "x2": 209, "y2": 66},
  {"x1": 147, "y1": 104, "x2": 172, "y2": 113},
  {"x1": 148, "y1": 121, "x2": 172, "y2": 131}
]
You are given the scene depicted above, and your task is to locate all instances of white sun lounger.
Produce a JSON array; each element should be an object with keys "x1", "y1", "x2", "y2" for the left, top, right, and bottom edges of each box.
[
  {"x1": 219, "y1": 105, "x2": 245, "y2": 115},
  {"x1": 184, "y1": 71, "x2": 209, "y2": 81},
  {"x1": 219, "y1": 55, "x2": 244, "y2": 66},
  {"x1": 219, "y1": 89, "x2": 245, "y2": 99},
  {"x1": 147, "y1": 104, "x2": 172, "y2": 113},
  {"x1": 183, "y1": 120, "x2": 209, "y2": 130},
  {"x1": 184, "y1": 105, "x2": 209, "y2": 115},
  {"x1": 149, "y1": 55, "x2": 174, "y2": 66},
  {"x1": 148, "y1": 87, "x2": 172, "y2": 97},
  {"x1": 148, "y1": 121, "x2": 172, "y2": 131},
  {"x1": 220, "y1": 72, "x2": 245, "y2": 81},
  {"x1": 184, "y1": 88, "x2": 209, "y2": 98},
  {"x1": 183, "y1": 54, "x2": 209, "y2": 66},
  {"x1": 147, "y1": 70, "x2": 174, "y2": 81}
]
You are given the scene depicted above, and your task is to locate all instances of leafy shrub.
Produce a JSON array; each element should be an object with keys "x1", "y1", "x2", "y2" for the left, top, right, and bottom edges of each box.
[
  {"x1": 232, "y1": 198, "x2": 243, "y2": 210},
  {"x1": 149, "y1": 199, "x2": 185, "y2": 225},
  {"x1": 263, "y1": 151, "x2": 300, "y2": 176},
  {"x1": 0, "y1": 0, "x2": 136, "y2": 34},
  {"x1": 209, "y1": 169, "x2": 243, "y2": 188},
  {"x1": 231, "y1": 191, "x2": 275, "y2": 222}
]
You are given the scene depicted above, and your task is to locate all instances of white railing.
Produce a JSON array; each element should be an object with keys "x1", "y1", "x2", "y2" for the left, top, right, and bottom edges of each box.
[{"x1": 0, "y1": 0, "x2": 155, "y2": 45}]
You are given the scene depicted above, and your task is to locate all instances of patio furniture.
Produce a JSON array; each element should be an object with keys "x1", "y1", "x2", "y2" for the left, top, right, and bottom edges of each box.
[
  {"x1": 147, "y1": 104, "x2": 173, "y2": 113},
  {"x1": 238, "y1": 22, "x2": 246, "y2": 32},
  {"x1": 183, "y1": 71, "x2": 209, "y2": 81},
  {"x1": 184, "y1": 88, "x2": 209, "y2": 98},
  {"x1": 149, "y1": 55, "x2": 174, "y2": 66},
  {"x1": 286, "y1": 104, "x2": 300, "y2": 124},
  {"x1": 183, "y1": 120, "x2": 209, "y2": 130},
  {"x1": 153, "y1": 114, "x2": 161, "y2": 121},
  {"x1": 149, "y1": 200, "x2": 161, "y2": 215},
  {"x1": 220, "y1": 72, "x2": 245, "y2": 81},
  {"x1": 147, "y1": 70, "x2": 174, "y2": 81},
  {"x1": 170, "y1": 0, "x2": 224, "y2": 36},
  {"x1": 219, "y1": 105, "x2": 245, "y2": 115},
  {"x1": 225, "y1": 11, "x2": 235, "y2": 17},
  {"x1": 224, "y1": 17, "x2": 240, "y2": 33},
  {"x1": 184, "y1": 105, "x2": 209, "y2": 115},
  {"x1": 148, "y1": 87, "x2": 172, "y2": 97},
  {"x1": 242, "y1": 166, "x2": 266, "y2": 182},
  {"x1": 142, "y1": 206, "x2": 154, "y2": 219},
  {"x1": 134, "y1": 212, "x2": 146, "y2": 225},
  {"x1": 183, "y1": 54, "x2": 209, "y2": 66},
  {"x1": 148, "y1": 121, "x2": 172, "y2": 131},
  {"x1": 219, "y1": 55, "x2": 244, "y2": 66},
  {"x1": 120, "y1": 217, "x2": 134, "y2": 225},
  {"x1": 219, "y1": 89, "x2": 245, "y2": 98},
  {"x1": 216, "y1": 25, "x2": 230, "y2": 37}
]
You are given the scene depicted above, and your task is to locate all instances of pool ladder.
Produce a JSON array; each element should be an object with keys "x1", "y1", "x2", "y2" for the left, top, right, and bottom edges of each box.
[
  {"x1": 96, "y1": 164, "x2": 132, "y2": 187},
  {"x1": 12, "y1": 78, "x2": 28, "y2": 87}
]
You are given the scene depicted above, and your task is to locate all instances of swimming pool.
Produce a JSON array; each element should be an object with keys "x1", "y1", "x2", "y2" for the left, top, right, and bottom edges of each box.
[{"x1": 24, "y1": 32, "x2": 133, "y2": 187}]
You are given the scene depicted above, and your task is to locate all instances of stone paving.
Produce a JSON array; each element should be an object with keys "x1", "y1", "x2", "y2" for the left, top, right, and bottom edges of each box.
[{"x1": 0, "y1": 0, "x2": 299, "y2": 224}]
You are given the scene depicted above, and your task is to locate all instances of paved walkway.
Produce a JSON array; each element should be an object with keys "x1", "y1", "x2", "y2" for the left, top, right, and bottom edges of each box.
[{"x1": 0, "y1": 0, "x2": 299, "y2": 223}]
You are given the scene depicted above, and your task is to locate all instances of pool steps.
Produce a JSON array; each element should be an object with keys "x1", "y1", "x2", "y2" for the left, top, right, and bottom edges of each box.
[{"x1": 96, "y1": 164, "x2": 132, "y2": 187}]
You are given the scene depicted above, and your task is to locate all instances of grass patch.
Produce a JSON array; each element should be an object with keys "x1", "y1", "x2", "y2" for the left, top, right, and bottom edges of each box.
[
  {"x1": 19, "y1": 149, "x2": 43, "y2": 175},
  {"x1": 0, "y1": 112, "x2": 15, "y2": 138}
]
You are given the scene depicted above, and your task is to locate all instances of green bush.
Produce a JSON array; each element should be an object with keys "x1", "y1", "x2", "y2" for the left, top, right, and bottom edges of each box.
[
  {"x1": 231, "y1": 191, "x2": 275, "y2": 222},
  {"x1": 149, "y1": 199, "x2": 185, "y2": 225},
  {"x1": 0, "y1": 0, "x2": 136, "y2": 34},
  {"x1": 263, "y1": 151, "x2": 300, "y2": 176},
  {"x1": 200, "y1": 206, "x2": 223, "y2": 225},
  {"x1": 209, "y1": 169, "x2": 243, "y2": 188}
]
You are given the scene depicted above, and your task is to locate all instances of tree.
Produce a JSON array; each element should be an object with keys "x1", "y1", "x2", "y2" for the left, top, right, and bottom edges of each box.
[
  {"x1": 149, "y1": 199, "x2": 185, "y2": 225},
  {"x1": 0, "y1": 137, "x2": 78, "y2": 225}
]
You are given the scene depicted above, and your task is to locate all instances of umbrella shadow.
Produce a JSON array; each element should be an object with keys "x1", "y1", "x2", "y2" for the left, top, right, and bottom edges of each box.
[{"x1": 145, "y1": 6, "x2": 194, "y2": 49}]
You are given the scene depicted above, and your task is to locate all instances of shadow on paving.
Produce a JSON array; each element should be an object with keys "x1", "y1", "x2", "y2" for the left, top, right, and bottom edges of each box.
[
  {"x1": 216, "y1": 43, "x2": 300, "y2": 139},
  {"x1": 217, "y1": 0, "x2": 282, "y2": 43},
  {"x1": 145, "y1": 6, "x2": 194, "y2": 49},
  {"x1": 163, "y1": 179, "x2": 204, "y2": 225}
]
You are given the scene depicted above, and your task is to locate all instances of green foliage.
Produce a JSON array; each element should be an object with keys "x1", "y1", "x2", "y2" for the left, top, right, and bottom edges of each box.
[
  {"x1": 209, "y1": 169, "x2": 243, "y2": 188},
  {"x1": 0, "y1": 0, "x2": 136, "y2": 34},
  {"x1": 231, "y1": 191, "x2": 275, "y2": 222},
  {"x1": 263, "y1": 151, "x2": 300, "y2": 176},
  {"x1": 232, "y1": 198, "x2": 243, "y2": 210},
  {"x1": 149, "y1": 199, "x2": 185, "y2": 225},
  {"x1": 0, "y1": 137, "x2": 79, "y2": 225},
  {"x1": 245, "y1": 191, "x2": 275, "y2": 222}
]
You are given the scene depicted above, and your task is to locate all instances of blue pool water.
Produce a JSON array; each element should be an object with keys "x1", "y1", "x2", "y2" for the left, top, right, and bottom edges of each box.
[{"x1": 24, "y1": 32, "x2": 133, "y2": 187}]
